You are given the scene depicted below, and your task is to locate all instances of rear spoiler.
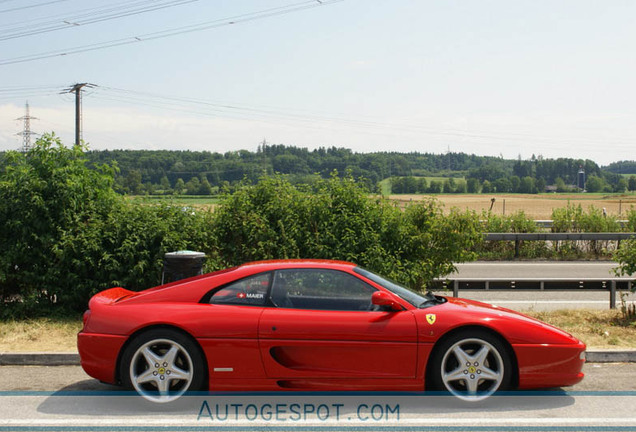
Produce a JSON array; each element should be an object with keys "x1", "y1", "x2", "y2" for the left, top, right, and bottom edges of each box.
[{"x1": 88, "y1": 287, "x2": 137, "y2": 308}]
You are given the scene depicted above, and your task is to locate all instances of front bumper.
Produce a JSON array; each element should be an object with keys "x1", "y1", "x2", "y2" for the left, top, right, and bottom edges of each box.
[{"x1": 514, "y1": 341, "x2": 586, "y2": 389}]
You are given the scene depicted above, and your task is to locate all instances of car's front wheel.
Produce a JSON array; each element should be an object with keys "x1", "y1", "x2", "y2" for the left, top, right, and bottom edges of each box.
[
  {"x1": 428, "y1": 330, "x2": 512, "y2": 401},
  {"x1": 120, "y1": 328, "x2": 206, "y2": 403}
]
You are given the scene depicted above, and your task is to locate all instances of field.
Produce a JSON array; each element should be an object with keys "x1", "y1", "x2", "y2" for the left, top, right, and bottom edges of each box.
[
  {"x1": 128, "y1": 195, "x2": 220, "y2": 206},
  {"x1": 129, "y1": 192, "x2": 636, "y2": 220},
  {"x1": 389, "y1": 193, "x2": 636, "y2": 219}
]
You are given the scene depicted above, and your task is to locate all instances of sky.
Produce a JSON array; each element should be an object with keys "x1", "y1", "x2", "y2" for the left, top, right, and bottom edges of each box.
[{"x1": 0, "y1": 0, "x2": 634, "y2": 166}]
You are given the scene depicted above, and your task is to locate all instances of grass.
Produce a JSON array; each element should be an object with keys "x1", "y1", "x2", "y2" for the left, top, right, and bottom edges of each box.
[
  {"x1": 525, "y1": 309, "x2": 636, "y2": 349},
  {"x1": 1, "y1": 310, "x2": 636, "y2": 352},
  {"x1": 0, "y1": 318, "x2": 82, "y2": 352}
]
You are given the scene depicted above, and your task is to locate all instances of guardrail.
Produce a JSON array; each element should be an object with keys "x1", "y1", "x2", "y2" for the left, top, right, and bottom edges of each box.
[
  {"x1": 484, "y1": 232, "x2": 636, "y2": 257},
  {"x1": 525, "y1": 220, "x2": 629, "y2": 228},
  {"x1": 432, "y1": 277, "x2": 634, "y2": 309}
]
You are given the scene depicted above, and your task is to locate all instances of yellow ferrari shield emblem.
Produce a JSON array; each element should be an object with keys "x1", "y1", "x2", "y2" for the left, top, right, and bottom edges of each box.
[{"x1": 426, "y1": 314, "x2": 436, "y2": 325}]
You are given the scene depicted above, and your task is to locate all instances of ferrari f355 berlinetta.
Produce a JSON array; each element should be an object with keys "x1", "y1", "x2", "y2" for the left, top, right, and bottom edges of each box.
[{"x1": 78, "y1": 260, "x2": 585, "y2": 403}]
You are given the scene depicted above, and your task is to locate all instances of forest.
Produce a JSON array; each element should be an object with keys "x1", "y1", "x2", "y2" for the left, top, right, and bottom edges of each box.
[
  {"x1": 81, "y1": 144, "x2": 633, "y2": 195},
  {"x1": 2, "y1": 143, "x2": 634, "y2": 195}
]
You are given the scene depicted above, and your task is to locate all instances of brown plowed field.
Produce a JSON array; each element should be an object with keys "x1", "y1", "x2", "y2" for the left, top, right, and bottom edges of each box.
[{"x1": 388, "y1": 194, "x2": 636, "y2": 219}]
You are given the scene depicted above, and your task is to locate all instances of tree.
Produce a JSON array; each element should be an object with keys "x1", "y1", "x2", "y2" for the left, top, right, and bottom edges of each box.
[
  {"x1": 555, "y1": 177, "x2": 567, "y2": 193},
  {"x1": 443, "y1": 179, "x2": 452, "y2": 194},
  {"x1": 403, "y1": 176, "x2": 418, "y2": 193},
  {"x1": 519, "y1": 176, "x2": 536, "y2": 194},
  {"x1": 199, "y1": 176, "x2": 213, "y2": 195},
  {"x1": 174, "y1": 178, "x2": 186, "y2": 195},
  {"x1": 615, "y1": 177, "x2": 628, "y2": 193},
  {"x1": 510, "y1": 176, "x2": 521, "y2": 193},
  {"x1": 273, "y1": 154, "x2": 309, "y2": 174},
  {"x1": 467, "y1": 178, "x2": 480, "y2": 193},
  {"x1": 186, "y1": 177, "x2": 201, "y2": 195},
  {"x1": 455, "y1": 180, "x2": 467, "y2": 193},
  {"x1": 535, "y1": 177, "x2": 546, "y2": 193},
  {"x1": 481, "y1": 180, "x2": 493, "y2": 193},
  {"x1": 428, "y1": 180, "x2": 442, "y2": 194},
  {"x1": 0, "y1": 134, "x2": 119, "y2": 314},
  {"x1": 628, "y1": 176, "x2": 636, "y2": 192},
  {"x1": 160, "y1": 176, "x2": 172, "y2": 194},
  {"x1": 417, "y1": 177, "x2": 428, "y2": 193},
  {"x1": 493, "y1": 178, "x2": 512, "y2": 193},
  {"x1": 442, "y1": 178, "x2": 456, "y2": 194},
  {"x1": 125, "y1": 170, "x2": 143, "y2": 195},
  {"x1": 586, "y1": 176, "x2": 604, "y2": 193}
]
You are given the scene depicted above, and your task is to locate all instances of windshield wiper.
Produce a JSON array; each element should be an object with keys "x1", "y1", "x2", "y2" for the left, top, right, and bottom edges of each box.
[{"x1": 418, "y1": 291, "x2": 446, "y2": 308}]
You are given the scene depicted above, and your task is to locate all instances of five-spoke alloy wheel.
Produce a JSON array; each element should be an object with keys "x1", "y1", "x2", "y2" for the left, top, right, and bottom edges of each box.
[
  {"x1": 121, "y1": 329, "x2": 206, "y2": 403},
  {"x1": 429, "y1": 330, "x2": 512, "y2": 401}
]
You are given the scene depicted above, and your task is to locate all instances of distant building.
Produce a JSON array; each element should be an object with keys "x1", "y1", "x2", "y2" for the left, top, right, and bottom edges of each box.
[{"x1": 577, "y1": 167, "x2": 586, "y2": 191}]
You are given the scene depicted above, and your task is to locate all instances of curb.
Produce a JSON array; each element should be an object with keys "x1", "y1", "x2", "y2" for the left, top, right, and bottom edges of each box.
[
  {"x1": 585, "y1": 350, "x2": 636, "y2": 363},
  {"x1": 2, "y1": 351, "x2": 636, "y2": 366},
  {"x1": 0, "y1": 352, "x2": 79, "y2": 366}
]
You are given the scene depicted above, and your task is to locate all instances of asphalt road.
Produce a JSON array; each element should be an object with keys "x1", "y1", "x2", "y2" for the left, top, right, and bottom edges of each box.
[
  {"x1": 452, "y1": 261, "x2": 622, "y2": 279},
  {"x1": 0, "y1": 364, "x2": 635, "y2": 430},
  {"x1": 443, "y1": 261, "x2": 636, "y2": 311}
]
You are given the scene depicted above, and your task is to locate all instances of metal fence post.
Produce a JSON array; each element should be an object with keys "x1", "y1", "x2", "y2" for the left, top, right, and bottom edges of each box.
[
  {"x1": 453, "y1": 280, "x2": 459, "y2": 298},
  {"x1": 610, "y1": 280, "x2": 616, "y2": 309}
]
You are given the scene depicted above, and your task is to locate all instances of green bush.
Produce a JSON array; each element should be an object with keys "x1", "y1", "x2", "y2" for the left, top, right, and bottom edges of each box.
[
  {"x1": 0, "y1": 136, "x2": 215, "y2": 317},
  {"x1": 615, "y1": 240, "x2": 636, "y2": 277},
  {"x1": 212, "y1": 174, "x2": 481, "y2": 289},
  {"x1": 552, "y1": 204, "x2": 622, "y2": 257},
  {"x1": 476, "y1": 211, "x2": 549, "y2": 259},
  {"x1": 0, "y1": 135, "x2": 118, "y2": 317}
]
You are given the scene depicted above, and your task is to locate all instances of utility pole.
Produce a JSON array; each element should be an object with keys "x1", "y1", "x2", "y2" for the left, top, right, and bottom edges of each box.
[
  {"x1": 62, "y1": 83, "x2": 95, "y2": 146},
  {"x1": 15, "y1": 101, "x2": 38, "y2": 152}
]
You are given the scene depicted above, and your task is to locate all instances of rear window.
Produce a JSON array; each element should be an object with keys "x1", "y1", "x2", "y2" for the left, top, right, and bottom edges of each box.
[{"x1": 209, "y1": 272, "x2": 271, "y2": 306}]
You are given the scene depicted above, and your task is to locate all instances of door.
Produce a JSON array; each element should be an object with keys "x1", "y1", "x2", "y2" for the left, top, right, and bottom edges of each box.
[{"x1": 258, "y1": 269, "x2": 417, "y2": 379}]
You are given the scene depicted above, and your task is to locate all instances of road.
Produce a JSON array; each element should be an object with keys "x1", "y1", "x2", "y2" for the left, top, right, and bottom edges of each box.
[
  {"x1": 0, "y1": 364, "x2": 636, "y2": 430},
  {"x1": 443, "y1": 261, "x2": 636, "y2": 311},
  {"x1": 453, "y1": 261, "x2": 622, "y2": 279}
]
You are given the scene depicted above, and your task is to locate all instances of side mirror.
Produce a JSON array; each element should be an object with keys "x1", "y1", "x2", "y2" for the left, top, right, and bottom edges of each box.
[{"x1": 371, "y1": 291, "x2": 403, "y2": 311}]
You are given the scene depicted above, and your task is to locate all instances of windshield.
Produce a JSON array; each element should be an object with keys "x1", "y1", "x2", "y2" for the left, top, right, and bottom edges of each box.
[{"x1": 354, "y1": 267, "x2": 428, "y2": 307}]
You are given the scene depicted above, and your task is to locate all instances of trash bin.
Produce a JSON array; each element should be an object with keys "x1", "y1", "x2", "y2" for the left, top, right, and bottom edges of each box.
[{"x1": 162, "y1": 250, "x2": 206, "y2": 284}]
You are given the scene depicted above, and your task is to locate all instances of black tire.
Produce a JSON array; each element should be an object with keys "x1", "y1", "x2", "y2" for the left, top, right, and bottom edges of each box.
[
  {"x1": 120, "y1": 328, "x2": 206, "y2": 403},
  {"x1": 428, "y1": 329, "x2": 512, "y2": 401}
]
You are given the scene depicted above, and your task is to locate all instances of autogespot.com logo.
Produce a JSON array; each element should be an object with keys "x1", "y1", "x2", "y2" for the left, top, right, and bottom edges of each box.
[{"x1": 197, "y1": 401, "x2": 400, "y2": 422}]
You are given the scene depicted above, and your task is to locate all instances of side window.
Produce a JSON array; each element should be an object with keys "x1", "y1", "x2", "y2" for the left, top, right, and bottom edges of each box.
[
  {"x1": 210, "y1": 273, "x2": 271, "y2": 306},
  {"x1": 270, "y1": 269, "x2": 375, "y2": 311}
]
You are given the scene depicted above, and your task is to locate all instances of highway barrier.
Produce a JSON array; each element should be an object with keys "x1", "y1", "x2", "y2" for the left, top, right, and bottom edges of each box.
[{"x1": 433, "y1": 277, "x2": 633, "y2": 309}]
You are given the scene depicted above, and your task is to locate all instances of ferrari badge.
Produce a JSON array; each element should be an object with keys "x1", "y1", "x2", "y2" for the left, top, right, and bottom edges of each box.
[{"x1": 426, "y1": 314, "x2": 436, "y2": 325}]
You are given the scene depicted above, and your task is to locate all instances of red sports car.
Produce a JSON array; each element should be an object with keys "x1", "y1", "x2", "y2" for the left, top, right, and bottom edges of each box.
[{"x1": 78, "y1": 260, "x2": 585, "y2": 403}]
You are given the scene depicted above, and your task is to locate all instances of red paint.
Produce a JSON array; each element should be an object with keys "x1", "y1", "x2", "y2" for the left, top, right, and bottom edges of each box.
[{"x1": 78, "y1": 259, "x2": 585, "y2": 391}]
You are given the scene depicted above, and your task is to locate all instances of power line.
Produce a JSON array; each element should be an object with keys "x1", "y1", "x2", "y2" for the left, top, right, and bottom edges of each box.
[
  {"x1": 0, "y1": 0, "x2": 344, "y2": 66},
  {"x1": 0, "y1": 0, "x2": 70, "y2": 14},
  {"x1": 90, "y1": 86, "x2": 636, "y2": 148},
  {"x1": 0, "y1": 84, "x2": 64, "y2": 101},
  {"x1": 1, "y1": 0, "x2": 161, "y2": 30},
  {"x1": 0, "y1": 0, "x2": 199, "y2": 42}
]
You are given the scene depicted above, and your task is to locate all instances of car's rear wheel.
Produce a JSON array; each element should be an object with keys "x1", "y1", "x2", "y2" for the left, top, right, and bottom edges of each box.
[
  {"x1": 120, "y1": 328, "x2": 206, "y2": 403},
  {"x1": 429, "y1": 330, "x2": 512, "y2": 401}
]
